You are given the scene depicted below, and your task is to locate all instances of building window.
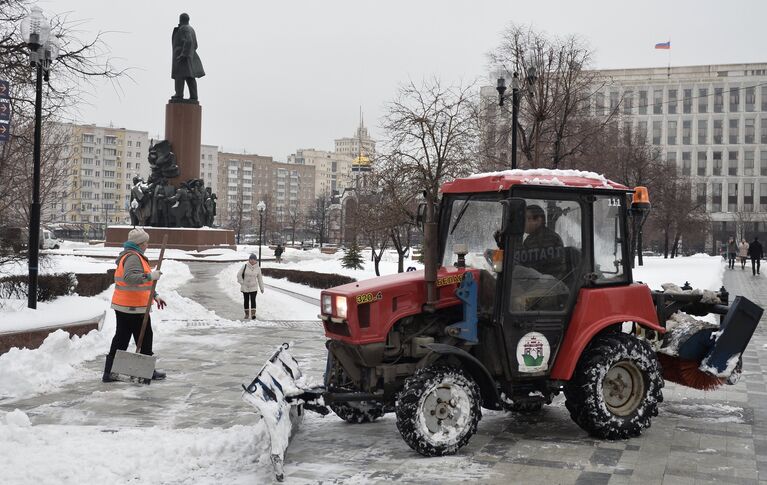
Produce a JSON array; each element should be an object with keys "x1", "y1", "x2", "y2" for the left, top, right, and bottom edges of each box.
[
  {"x1": 682, "y1": 152, "x2": 691, "y2": 175},
  {"x1": 697, "y1": 151, "x2": 708, "y2": 176},
  {"x1": 762, "y1": 151, "x2": 767, "y2": 175},
  {"x1": 668, "y1": 89, "x2": 677, "y2": 114},
  {"x1": 699, "y1": 88, "x2": 708, "y2": 113},
  {"x1": 745, "y1": 182, "x2": 754, "y2": 211},
  {"x1": 610, "y1": 91, "x2": 619, "y2": 112},
  {"x1": 761, "y1": 183, "x2": 767, "y2": 211},
  {"x1": 714, "y1": 87, "x2": 724, "y2": 113},
  {"x1": 728, "y1": 183, "x2": 738, "y2": 212},
  {"x1": 667, "y1": 120, "x2": 677, "y2": 145},
  {"x1": 745, "y1": 118, "x2": 755, "y2": 144},
  {"x1": 683, "y1": 88, "x2": 693, "y2": 114},
  {"x1": 712, "y1": 151, "x2": 722, "y2": 175},
  {"x1": 712, "y1": 182, "x2": 722, "y2": 212},
  {"x1": 762, "y1": 86, "x2": 767, "y2": 111},
  {"x1": 696, "y1": 183, "x2": 707, "y2": 207},
  {"x1": 728, "y1": 119, "x2": 739, "y2": 144},
  {"x1": 623, "y1": 90, "x2": 633, "y2": 114},
  {"x1": 639, "y1": 90, "x2": 648, "y2": 114},
  {"x1": 682, "y1": 120, "x2": 692, "y2": 145},
  {"x1": 638, "y1": 121, "x2": 648, "y2": 142},
  {"x1": 713, "y1": 119, "x2": 723, "y2": 144},
  {"x1": 697, "y1": 119, "x2": 708, "y2": 144},
  {"x1": 762, "y1": 119, "x2": 767, "y2": 143},
  {"x1": 745, "y1": 150, "x2": 755, "y2": 176},
  {"x1": 746, "y1": 87, "x2": 756, "y2": 112},
  {"x1": 728, "y1": 151, "x2": 738, "y2": 176},
  {"x1": 729, "y1": 87, "x2": 740, "y2": 112},
  {"x1": 652, "y1": 121, "x2": 662, "y2": 145},
  {"x1": 595, "y1": 92, "x2": 605, "y2": 116},
  {"x1": 653, "y1": 89, "x2": 663, "y2": 114}
]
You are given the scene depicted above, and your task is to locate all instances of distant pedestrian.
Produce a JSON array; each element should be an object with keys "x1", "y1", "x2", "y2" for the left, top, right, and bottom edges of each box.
[
  {"x1": 103, "y1": 227, "x2": 167, "y2": 383},
  {"x1": 274, "y1": 243, "x2": 284, "y2": 263},
  {"x1": 726, "y1": 237, "x2": 737, "y2": 269},
  {"x1": 739, "y1": 239, "x2": 750, "y2": 270},
  {"x1": 748, "y1": 236, "x2": 764, "y2": 276},
  {"x1": 237, "y1": 253, "x2": 264, "y2": 319}
]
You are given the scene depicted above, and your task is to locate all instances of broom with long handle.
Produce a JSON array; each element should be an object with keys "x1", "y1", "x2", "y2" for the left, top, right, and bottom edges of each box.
[{"x1": 136, "y1": 234, "x2": 168, "y2": 354}]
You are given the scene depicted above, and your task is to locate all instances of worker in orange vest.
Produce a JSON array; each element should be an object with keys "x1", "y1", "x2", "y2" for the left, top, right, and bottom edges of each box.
[{"x1": 103, "y1": 227, "x2": 167, "y2": 382}]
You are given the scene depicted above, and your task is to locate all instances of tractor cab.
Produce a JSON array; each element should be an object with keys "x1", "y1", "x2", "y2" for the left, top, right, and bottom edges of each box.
[{"x1": 439, "y1": 171, "x2": 637, "y2": 381}]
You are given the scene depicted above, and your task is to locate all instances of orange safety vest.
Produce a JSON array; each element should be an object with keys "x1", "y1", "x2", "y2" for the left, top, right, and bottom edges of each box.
[{"x1": 111, "y1": 250, "x2": 153, "y2": 309}]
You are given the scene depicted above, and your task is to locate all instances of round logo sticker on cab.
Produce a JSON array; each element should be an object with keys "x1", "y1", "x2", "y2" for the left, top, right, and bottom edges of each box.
[{"x1": 516, "y1": 332, "x2": 550, "y2": 373}]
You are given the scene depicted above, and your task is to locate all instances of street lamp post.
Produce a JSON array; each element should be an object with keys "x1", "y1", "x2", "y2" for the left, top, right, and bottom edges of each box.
[
  {"x1": 21, "y1": 7, "x2": 58, "y2": 309},
  {"x1": 496, "y1": 64, "x2": 537, "y2": 170},
  {"x1": 257, "y1": 200, "x2": 266, "y2": 264}
]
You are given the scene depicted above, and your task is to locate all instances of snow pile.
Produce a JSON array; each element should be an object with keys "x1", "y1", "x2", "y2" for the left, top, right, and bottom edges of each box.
[
  {"x1": 0, "y1": 410, "x2": 271, "y2": 484},
  {"x1": 0, "y1": 254, "x2": 115, "y2": 277},
  {"x1": 1, "y1": 296, "x2": 107, "y2": 333},
  {"x1": 658, "y1": 312, "x2": 717, "y2": 357},
  {"x1": 0, "y1": 329, "x2": 108, "y2": 400},
  {"x1": 634, "y1": 254, "x2": 724, "y2": 291},
  {"x1": 661, "y1": 283, "x2": 721, "y2": 304}
]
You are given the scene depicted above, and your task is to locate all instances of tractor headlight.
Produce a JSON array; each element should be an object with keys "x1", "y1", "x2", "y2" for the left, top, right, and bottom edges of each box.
[
  {"x1": 335, "y1": 296, "x2": 348, "y2": 319},
  {"x1": 322, "y1": 295, "x2": 332, "y2": 315}
]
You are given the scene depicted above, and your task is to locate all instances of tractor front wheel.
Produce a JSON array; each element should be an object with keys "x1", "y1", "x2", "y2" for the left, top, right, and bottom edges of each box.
[
  {"x1": 395, "y1": 365, "x2": 481, "y2": 456},
  {"x1": 564, "y1": 333, "x2": 663, "y2": 440}
]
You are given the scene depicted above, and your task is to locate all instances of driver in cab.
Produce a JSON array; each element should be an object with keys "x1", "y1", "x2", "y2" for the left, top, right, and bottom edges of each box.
[{"x1": 518, "y1": 204, "x2": 565, "y2": 278}]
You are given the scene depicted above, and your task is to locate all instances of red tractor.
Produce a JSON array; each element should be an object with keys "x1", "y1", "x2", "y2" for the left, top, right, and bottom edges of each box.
[{"x1": 243, "y1": 170, "x2": 761, "y2": 481}]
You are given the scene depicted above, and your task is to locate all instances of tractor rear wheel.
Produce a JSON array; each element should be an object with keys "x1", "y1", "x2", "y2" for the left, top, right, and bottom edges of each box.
[
  {"x1": 564, "y1": 333, "x2": 663, "y2": 440},
  {"x1": 395, "y1": 365, "x2": 481, "y2": 456}
]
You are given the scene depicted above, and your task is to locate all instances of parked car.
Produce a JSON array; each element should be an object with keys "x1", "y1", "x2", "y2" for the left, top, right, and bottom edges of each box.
[{"x1": 41, "y1": 229, "x2": 61, "y2": 249}]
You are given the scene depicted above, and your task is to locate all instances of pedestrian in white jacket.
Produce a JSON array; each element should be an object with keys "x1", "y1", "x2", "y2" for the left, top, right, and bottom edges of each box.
[{"x1": 237, "y1": 253, "x2": 264, "y2": 319}]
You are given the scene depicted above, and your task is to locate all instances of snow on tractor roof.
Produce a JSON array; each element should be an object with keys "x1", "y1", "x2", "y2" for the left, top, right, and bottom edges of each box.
[{"x1": 441, "y1": 169, "x2": 628, "y2": 193}]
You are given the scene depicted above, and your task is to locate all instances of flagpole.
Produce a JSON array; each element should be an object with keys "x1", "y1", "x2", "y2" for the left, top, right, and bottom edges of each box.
[{"x1": 667, "y1": 38, "x2": 671, "y2": 79}]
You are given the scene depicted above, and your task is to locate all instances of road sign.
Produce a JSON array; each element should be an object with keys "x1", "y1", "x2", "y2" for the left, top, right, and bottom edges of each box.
[{"x1": 0, "y1": 80, "x2": 9, "y2": 142}]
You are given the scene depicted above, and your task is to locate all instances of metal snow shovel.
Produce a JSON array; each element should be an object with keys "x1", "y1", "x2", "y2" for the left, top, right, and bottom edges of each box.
[{"x1": 111, "y1": 234, "x2": 168, "y2": 384}]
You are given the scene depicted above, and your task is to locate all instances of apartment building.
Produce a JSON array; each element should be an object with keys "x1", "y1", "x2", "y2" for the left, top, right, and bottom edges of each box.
[
  {"x1": 54, "y1": 123, "x2": 150, "y2": 230},
  {"x1": 592, "y1": 63, "x2": 767, "y2": 248},
  {"x1": 287, "y1": 148, "x2": 353, "y2": 197},
  {"x1": 216, "y1": 152, "x2": 316, "y2": 235}
]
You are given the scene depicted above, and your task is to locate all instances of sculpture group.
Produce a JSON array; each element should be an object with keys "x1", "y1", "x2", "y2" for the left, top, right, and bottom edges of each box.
[{"x1": 130, "y1": 140, "x2": 217, "y2": 228}]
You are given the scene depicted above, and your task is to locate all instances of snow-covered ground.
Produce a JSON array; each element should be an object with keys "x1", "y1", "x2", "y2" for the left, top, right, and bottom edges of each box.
[{"x1": 0, "y1": 252, "x2": 733, "y2": 483}]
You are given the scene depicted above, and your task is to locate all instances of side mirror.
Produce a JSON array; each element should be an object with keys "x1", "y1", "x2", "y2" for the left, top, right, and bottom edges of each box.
[
  {"x1": 415, "y1": 202, "x2": 427, "y2": 230},
  {"x1": 500, "y1": 198, "x2": 526, "y2": 236}
]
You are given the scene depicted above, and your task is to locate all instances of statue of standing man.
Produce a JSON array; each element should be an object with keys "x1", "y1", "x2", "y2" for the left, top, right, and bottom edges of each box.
[{"x1": 171, "y1": 13, "x2": 205, "y2": 102}]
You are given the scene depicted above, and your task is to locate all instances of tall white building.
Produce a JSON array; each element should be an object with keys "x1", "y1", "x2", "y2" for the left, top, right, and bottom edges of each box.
[
  {"x1": 199, "y1": 144, "x2": 219, "y2": 194},
  {"x1": 334, "y1": 114, "x2": 376, "y2": 159},
  {"x1": 287, "y1": 148, "x2": 353, "y2": 197},
  {"x1": 592, "y1": 62, "x2": 767, "y2": 249}
]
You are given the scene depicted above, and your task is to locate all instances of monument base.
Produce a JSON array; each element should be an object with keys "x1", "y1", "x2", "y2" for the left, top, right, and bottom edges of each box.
[
  {"x1": 165, "y1": 101, "x2": 202, "y2": 185},
  {"x1": 105, "y1": 226, "x2": 235, "y2": 251}
]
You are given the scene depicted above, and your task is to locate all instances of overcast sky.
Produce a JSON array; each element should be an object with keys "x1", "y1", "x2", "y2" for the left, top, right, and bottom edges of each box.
[{"x1": 43, "y1": 0, "x2": 765, "y2": 161}]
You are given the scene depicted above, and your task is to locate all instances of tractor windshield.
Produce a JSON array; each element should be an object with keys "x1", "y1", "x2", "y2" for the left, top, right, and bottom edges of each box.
[{"x1": 441, "y1": 196, "x2": 504, "y2": 271}]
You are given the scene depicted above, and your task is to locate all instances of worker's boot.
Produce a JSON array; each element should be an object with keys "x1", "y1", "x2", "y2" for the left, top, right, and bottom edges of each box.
[{"x1": 152, "y1": 369, "x2": 166, "y2": 380}]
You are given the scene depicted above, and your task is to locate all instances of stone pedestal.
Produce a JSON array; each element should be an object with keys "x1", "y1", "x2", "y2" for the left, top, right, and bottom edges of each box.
[
  {"x1": 165, "y1": 101, "x2": 202, "y2": 184},
  {"x1": 105, "y1": 225, "x2": 235, "y2": 251}
]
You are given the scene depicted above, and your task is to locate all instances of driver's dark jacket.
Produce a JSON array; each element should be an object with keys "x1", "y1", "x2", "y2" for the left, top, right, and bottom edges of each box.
[{"x1": 517, "y1": 226, "x2": 566, "y2": 278}]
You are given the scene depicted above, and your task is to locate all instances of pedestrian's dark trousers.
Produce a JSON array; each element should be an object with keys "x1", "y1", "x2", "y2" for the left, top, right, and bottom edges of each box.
[
  {"x1": 728, "y1": 253, "x2": 736, "y2": 269},
  {"x1": 104, "y1": 310, "x2": 153, "y2": 374},
  {"x1": 243, "y1": 291, "x2": 257, "y2": 310},
  {"x1": 752, "y1": 257, "x2": 761, "y2": 275}
]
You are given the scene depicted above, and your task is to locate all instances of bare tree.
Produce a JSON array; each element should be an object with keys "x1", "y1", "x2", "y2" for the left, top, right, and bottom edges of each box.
[
  {"x1": 308, "y1": 196, "x2": 331, "y2": 247},
  {"x1": 226, "y1": 184, "x2": 246, "y2": 244},
  {"x1": 488, "y1": 24, "x2": 617, "y2": 169},
  {"x1": 0, "y1": 1, "x2": 126, "y2": 263},
  {"x1": 379, "y1": 78, "x2": 479, "y2": 304},
  {"x1": 286, "y1": 203, "x2": 304, "y2": 245}
]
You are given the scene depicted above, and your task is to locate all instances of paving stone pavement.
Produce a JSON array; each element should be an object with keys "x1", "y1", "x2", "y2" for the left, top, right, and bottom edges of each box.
[{"x1": 4, "y1": 261, "x2": 767, "y2": 484}]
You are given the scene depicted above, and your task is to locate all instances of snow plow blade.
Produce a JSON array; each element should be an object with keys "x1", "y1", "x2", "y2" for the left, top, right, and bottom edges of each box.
[
  {"x1": 659, "y1": 296, "x2": 762, "y2": 390},
  {"x1": 241, "y1": 343, "x2": 307, "y2": 482}
]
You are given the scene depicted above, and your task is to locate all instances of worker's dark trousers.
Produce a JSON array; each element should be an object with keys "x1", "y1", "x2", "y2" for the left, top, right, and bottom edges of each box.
[
  {"x1": 103, "y1": 311, "x2": 154, "y2": 374},
  {"x1": 752, "y1": 258, "x2": 761, "y2": 275}
]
